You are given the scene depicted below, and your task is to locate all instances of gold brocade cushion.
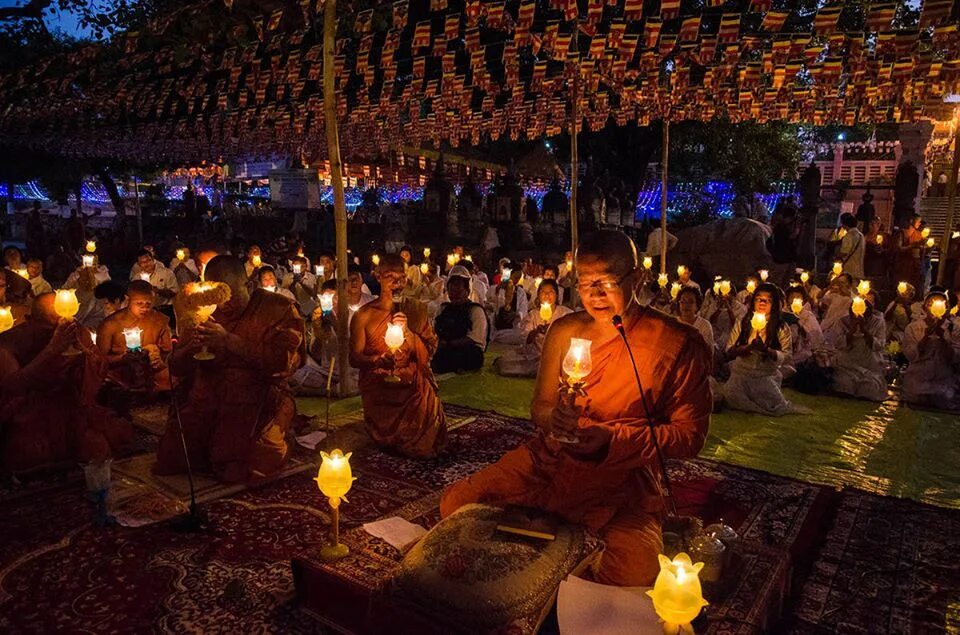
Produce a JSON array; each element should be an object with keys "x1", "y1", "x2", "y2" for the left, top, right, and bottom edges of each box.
[{"x1": 390, "y1": 504, "x2": 601, "y2": 634}]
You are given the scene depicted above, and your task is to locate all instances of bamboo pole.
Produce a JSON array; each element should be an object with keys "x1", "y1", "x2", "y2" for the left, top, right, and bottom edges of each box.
[
  {"x1": 323, "y1": 0, "x2": 351, "y2": 396},
  {"x1": 936, "y1": 121, "x2": 960, "y2": 286},
  {"x1": 660, "y1": 119, "x2": 669, "y2": 275},
  {"x1": 569, "y1": 58, "x2": 579, "y2": 306}
]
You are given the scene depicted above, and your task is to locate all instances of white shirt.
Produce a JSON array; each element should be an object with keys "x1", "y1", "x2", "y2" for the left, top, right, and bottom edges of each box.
[
  {"x1": 30, "y1": 275, "x2": 53, "y2": 296},
  {"x1": 836, "y1": 227, "x2": 865, "y2": 280},
  {"x1": 132, "y1": 265, "x2": 179, "y2": 305}
]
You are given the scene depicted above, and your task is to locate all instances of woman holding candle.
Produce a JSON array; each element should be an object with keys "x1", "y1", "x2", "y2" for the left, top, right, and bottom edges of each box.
[
  {"x1": 699, "y1": 280, "x2": 744, "y2": 370},
  {"x1": 901, "y1": 289, "x2": 960, "y2": 410},
  {"x1": 494, "y1": 279, "x2": 572, "y2": 377},
  {"x1": 782, "y1": 286, "x2": 827, "y2": 390},
  {"x1": 722, "y1": 283, "x2": 808, "y2": 415},
  {"x1": 884, "y1": 281, "x2": 919, "y2": 344},
  {"x1": 824, "y1": 290, "x2": 888, "y2": 402},
  {"x1": 169, "y1": 244, "x2": 200, "y2": 286}
]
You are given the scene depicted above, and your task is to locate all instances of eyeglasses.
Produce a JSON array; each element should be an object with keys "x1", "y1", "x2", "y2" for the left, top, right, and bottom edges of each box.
[{"x1": 576, "y1": 271, "x2": 632, "y2": 294}]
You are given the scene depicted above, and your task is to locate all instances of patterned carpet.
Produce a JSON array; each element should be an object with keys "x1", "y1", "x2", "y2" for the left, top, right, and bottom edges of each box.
[{"x1": 0, "y1": 405, "x2": 957, "y2": 633}]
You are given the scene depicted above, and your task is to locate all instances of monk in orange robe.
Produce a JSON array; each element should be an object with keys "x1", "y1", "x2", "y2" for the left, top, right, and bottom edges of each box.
[
  {"x1": 0, "y1": 293, "x2": 132, "y2": 474},
  {"x1": 350, "y1": 254, "x2": 447, "y2": 458},
  {"x1": 155, "y1": 255, "x2": 305, "y2": 483},
  {"x1": 97, "y1": 280, "x2": 173, "y2": 391},
  {"x1": 441, "y1": 230, "x2": 713, "y2": 586}
]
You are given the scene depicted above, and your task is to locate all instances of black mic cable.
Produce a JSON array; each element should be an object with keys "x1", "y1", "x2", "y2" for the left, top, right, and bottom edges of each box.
[{"x1": 612, "y1": 313, "x2": 679, "y2": 518}]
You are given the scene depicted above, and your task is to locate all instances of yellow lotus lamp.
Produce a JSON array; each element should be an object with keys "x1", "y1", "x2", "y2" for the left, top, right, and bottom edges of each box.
[
  {"x1": 857, "y1": 280, "x2": 871, "y2": 296},
  {"x1": 897, "y1": 281, "x2": 908, "y2": 296},
  {"x1": 176, "y1": 249, "x2": 186, "y2": 262},
  {"x1": 315, "y1": 449, "x2": 356, "y2": 561},
  {"x1": 181, "y1": 281, "x2": 230, "y2": 361},
  {"x1": 372, "y1": 253, "x2": 380, "y2": 267},
  {"x1": 791, "y1": 297, "x2": 803, "y2": 316},
  {"x1": 85, "y1": 240, "x2": 97, "y2": 253},
  {"x1": 15, "y1": 268, "x2": 28, "y2": 280},
  {"x1": 252, "y1": 254, "x2": 262, "y2": 268},
  {"x1": 555, "y1": 338, "x2": 592, "y2": 444},
  {"x1": 383, "y1": 322, "x2": 405, "y2": 384},
  {"x1": 82, "y1": 254, "x2": 95, "y2": 268},
  {"x1": 54, "y1": 289, "x2": 81, "y2": 356},
  {"x1": 677, "y1": 265, "x2": 688, "y2": 277},
  {"x1": 800, "y1": 271, "x2": 810, "y2": 284},
  {"x1": 720, "y1": 280, "x2": 731, "y2": 296},
  {"x1": 852, "y1": 296, "x2": 867, "y2": 317},
  {"x1": 837, "y1": 227, "x2": 848, "y2": 239},
  {"x1": 876, "y1": 234, "x2": 884, "y2": 245},
  {"x1": 534, "y1": 276, "x2": 543, "y2": 289},
  {"x1": 566, "y1": 258, "x2": 574, "y2": 271},
  {"x1": 750, "y1": 311, "x2": 767, "y2": 337},
  {"x1": 926, "y1": 237, "x2": 935, "y2": 248},
  {"x1": 0, "y1": 306, "x2": 13, "y2": 333},
  {"x1": 122, "y1": 327, "x2": 143, "y2": 351},
  {"x1": 658, "y1": 273, "x2": 669, "y2": 288},
  {"x1": 759, "y1": 269, "x2": 769, "y2": 282},
  {"x1": 319, "y1": 292, "x2": 335, "y2": 314},
  {"x1": 646, "y1": 553, "x2": 709, "y2": 635},
  {"x1": 423, "y1": 247, "x2": 431, "y2": 259},
  {"x1": 922, "y1": 227, "x2": 931, "y2": 239},
  {"x1": 419, "y1": 262, "x2": 430, "y2": 275},
  {"x1": 832, "y1": 261, "x2": 843, "y2": 276},
  {"x1": 930, "y1": 298, "x2": 948, "y2": 320},
  {"x1": 540, "y1": 302, "x2": 553, "y2": 322},
  {"x1": 745, "y1": 279, "x2": 757, "y2": 295},
  {"x1": 712, "y1": 281, "x2": 720, "y2": 296},
  {"x1": 447, "y1": 254, "x2": 457, "y2": 268},
  {"x1": 292, "y1": 262, "x2": 302, "y2": 275},
  {"x1": 464, "y1": 254, "x2": 473, "y2": 262},
  {"x1": 951, "y1": 304, "x2": 959, "y2": 316},
  {"x1": 643, "y1": 256, "x2": 653, "y2": 270},
  {"x1": 671, "y1": 282, "x2": 682, "y2": 300}
]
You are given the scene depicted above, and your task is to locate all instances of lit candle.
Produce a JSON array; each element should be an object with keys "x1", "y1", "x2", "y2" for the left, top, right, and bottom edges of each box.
[
  {"x1": 540, "y1": 302, "x2": 553, "y2": 322},
  {"x1": 658, "y1": 273, "x2": 668, "y2": 288},
  {"x1": 712, "y1": 281, "x2": 721, "y2": 296},
  {"x1": 317, "y1": 264, "x2": 325, "y2": 277},
  {"x1": 419, "y1": 262, "x2": 430, "y2": 275},
  {"x1": 838, "y1": 227, "x2": 848, "y2": 239},
  {"x1": 176, "y1": 248, "x2": 186, "y2": 261},
  {"x1": 140, "y1": 272, "x2": 151, "y2": 282},
  {"x1": 384, "y1": 322, "x2": 405, "y2": 352},
  {"x1": 54, "y1": 289, "x2": 80, "y2": 320},
  {"x1": 566, "y1": 258, "x2": 573, "y2": 271},
  {"x1": 953, "y1": 231, "x2": 960, "y2": 240},
  {"x1": 931, "y1": 298, "x2": 947, "y2": 320},
  {"x1": 800, "y1": 271, "x2": 809, "y2": 284},
  {"x1": 852, "y1": 296, "x2": 867, "y2": 317},
  {"x1": 447, "y1": 254, "x2": 457, "y2": 268},
  {"x1": 922, "y1": 227, "x2": 931, "y2": 239},
  {"x1": 952, "y1": 304, "x2": 959, "y2": 316},
  {"x1": 534, "y1": 276, "x2": 543, "y2": 288},
  {"x1": 562, "y1": 337, "x2": 593, "y2": 386},
  {"x1": 677, "y1": 265, "x2": 687, "y2": 277},
  {"x1": 876, "y1": 234, "x2": 884, "y2": 245},
  {"x1": 720, "y1": 280, "x2": 731, "y2": 296},
  {"x1": 292, "y1": 262, "x2": 302, "y2": 275},
  {"x1": 791, "y1": 297, "x2": 803, "y2": 315},
  {"x1": 646, "y1": 553, "x2": 708, "y2": 634},
  {"x1": 423, "y1": 247, "x2": 431, "y2": 258},
  {"x1": 16, "y1": 268, "x2": 28, "y2": 279},
  {"x1": 0, "y1": 306, "x2": 13, "y2": 333},
  {"x1": 746, "y1": 279, "x2": 757, "y2": 294},
  {"x1": 926, "y1": 237, "x2": 935, "y2": 248},
  {"x1": 85, "y1": 240, "x2": 96, "y2": 253},
  {"x1": 759, "y1": 269, "x2": 769, "y2": 281},
  {"x1": 297, "y1": 248, "x2": 305, "y2": 258},
  {"x1": 832, "y1": 261, "x2": 843, "y2": 276},
  {"x1": 89, "y1": 330, "x2": 97, "y2": 346},
  {"x1": 122, "y1": 326, "x2": 143, "y2": 351},
  {"x1": 464, "y1": 254, "x2": 473, "y2": 262},
  {"x1": 857, "y1": 280, "x2": 871, "y2": 296},
  {"x1": 82, "y1": 254, "x2": 95, "y2": 268},
  {"x1": 372, "y1": 254, "x2": 380, "y2": 266},
  {"x1": 670, "y1": 282, "x2": 682, "y2": 300},
  {"x1": 502, "y1": 267, "x2": 513, "y2": 280},
  {"x1": 319, "y1": 293, "x2": 334, "y2": 313},
  {"x1": 750, "y1": 311, "x2": 767, "y2": 334},
  {"x1": 252, "y1": 254, "x2": 262, "y2": 268},
  {"x1": 642, "y1": 256, "x2": 653, "y2": 270}
]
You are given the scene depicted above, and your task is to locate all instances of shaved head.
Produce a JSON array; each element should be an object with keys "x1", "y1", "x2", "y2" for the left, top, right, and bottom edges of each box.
[
  {"x1": 205, "y1": 255, "x2": 247, "y2": 286},
  {"x1": 575, "y1": 230, "x2": 638, "y2": 276},
  {"x1": 31, "y1": 292, "x2": 58, "y2": 326},
  {"x1": 379, "y1": 253, "x2": 405, "y2": 274},
  {"x1": 127, "y1": 280, "x2": 154, "y2": 298}
]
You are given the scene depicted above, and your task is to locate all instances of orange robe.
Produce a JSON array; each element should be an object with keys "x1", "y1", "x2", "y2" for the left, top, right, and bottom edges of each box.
[
  {"x1": 440, "y1": 308, "x2": 712, "y2": 586},
  {"x1": 356, "y1": 298, "x2": 447, "y2": 458},
  {"x1": 0, "y1": 321, "x2": 132, "y2": 473},
  {"x1": 155, "y1": 289, "x2": 305, "y2": 483},
  {"x1": 97, "y1": 308, "x2": 173, "y2": 391}
]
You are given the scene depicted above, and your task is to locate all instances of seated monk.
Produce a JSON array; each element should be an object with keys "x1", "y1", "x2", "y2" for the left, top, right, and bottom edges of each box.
[
  {"x1": 441, "y1": 230, "x2": 713, "y2": 586},
  {"x1": 350, "y1": 254, "x2": 447, "y2": 458},
  {"x1": 96, "y1": 280, "x2": 172, "y2": 392},
  {"x1": 0, "y1": 293, "x2": 132, "y2": 474},
  {"x1": 155, "y1": 255, "x2": 305, "y2": 483}
]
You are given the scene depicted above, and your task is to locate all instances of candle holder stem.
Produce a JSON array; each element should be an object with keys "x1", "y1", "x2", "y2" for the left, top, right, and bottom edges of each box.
[
  {"x1": 194, "y1": 344, "x2": 215, "y2": 361},
  {"x1": 319, "y1": 498, "x2": 350, "y2": 561},
  {"x1": 551, "y1": 379, "x2": 583, "y2": 444}
]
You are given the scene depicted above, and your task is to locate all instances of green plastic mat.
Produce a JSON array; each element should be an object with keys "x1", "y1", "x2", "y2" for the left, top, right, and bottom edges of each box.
[{"x1": 297, "y1": 344, "x2": 960, "y2": 510}]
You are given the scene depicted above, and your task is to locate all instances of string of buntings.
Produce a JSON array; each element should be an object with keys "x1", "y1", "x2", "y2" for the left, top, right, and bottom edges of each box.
[{"x1": 0, "y1": 0, "x2": 959, "y2": 165}]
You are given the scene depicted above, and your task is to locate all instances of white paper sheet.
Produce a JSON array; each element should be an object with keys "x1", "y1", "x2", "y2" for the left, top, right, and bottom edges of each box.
[
  {"x1": 362, "y1": 516, "x2": 427, "y2": 553},
  {"x1": 295, "y1": 430, "x2": 328, "y2": 450},
  {"x1": 557, "y1": 575, "x2": 661, "y2": 635}
]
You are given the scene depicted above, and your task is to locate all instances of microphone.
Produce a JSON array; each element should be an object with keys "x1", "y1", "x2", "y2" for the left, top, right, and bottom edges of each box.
[{"x1": 611, "y1": 314, "x2": 678, "y2": 518}]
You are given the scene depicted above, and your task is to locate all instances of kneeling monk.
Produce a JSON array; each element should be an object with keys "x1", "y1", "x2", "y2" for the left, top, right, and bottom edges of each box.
[
  {"x1": 155, "y1": 255, "x2": 305, "y2": 483},
  {"x1": 440, "y1": 230, "x2": 712, "y2": 586},
  {"x1": 0, "y1": 293, "x2": 132, "y2": 474},
  {"x1": 350, "y1": 254, "x2": 447, "y2": 457},
  {"x1": 97, "y1": 280, "x2": 173, "y2": 391}
]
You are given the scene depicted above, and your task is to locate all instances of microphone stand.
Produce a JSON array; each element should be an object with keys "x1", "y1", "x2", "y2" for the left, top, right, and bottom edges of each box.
[
  {"x1": 612, "y1": 313, "x2": 679, "y2": 519},
  {"x1": 169, "y1": 338, "x2": 208, "y2": 533}
]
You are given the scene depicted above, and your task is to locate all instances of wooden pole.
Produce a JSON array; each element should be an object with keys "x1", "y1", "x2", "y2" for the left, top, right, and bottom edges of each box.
[
  {"x1": 569, "y1": 59, "x2": 579, "y2": 306},
  {"x1": 659, "y1": 119, "x2": 669, "y2": 275},
  {"x1": 134, "y1": 178, "x2": 143, "y2": 246},
  {"x1": 323, "y1": 0, "x2": 351, "y2": 396},
  {"x1": 936, "y1": 122, "x2": 960, "y2": 286}
]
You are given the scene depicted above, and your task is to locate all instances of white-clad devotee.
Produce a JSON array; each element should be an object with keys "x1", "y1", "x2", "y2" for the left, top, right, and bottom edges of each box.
[
  {"x1": 257, "y1": 265, "x2": 296, "y2": 302},
  {"x1": 491, "y1": 265, "x2": 528, "y2": 342},
  {"x1": 130, "y1": 249, "x2": 179, "y2": 305},
  {"x1": 830, "y1": 213, "x2": 866, "y2": 280},
  {"x1": 244, "y1": 244, "x2": 263, "y2": 279},
  {"x1": 26, "y1": 258, "x2": 52, "y2": 297},
  {"x1": 676, "y1": 265, "x2": 701, "y2": 292},
  {"x1": 825, "y1": 290, "x2": 888, "y2": 402},
  {"x1": 281, "y1": 255, "x2": 320, "y2": 316},
  {"x1": 676, "y1": 286, "x2": 714, "y2": 352},
  {"x1": 169, "y1": 246, "x2": 200, "y2": 286},
  {"x1": 819, "y1": 273, "x2": 855, "y2": 334},
  {"x1": 432, "y1": 266, "x2": 488, "y2": 374},
  {"x1": 783, "y1": 285, "x2": 825, "y2": 371},
  {"x1": 701, "y1": 280, "x2": 746, "y2": 363},
  {"x1": 493, "y1": 279, "x2": 572, "y2": 377},
  {"x1": 902, "y1": 289, "x2": 960, "y2": 410},
  {"x1": 884, "y1": 281, "x2": 917, "y2": 343},
  {"x1": 722, "y1": 283, "x2": 808, "y2": 415}
]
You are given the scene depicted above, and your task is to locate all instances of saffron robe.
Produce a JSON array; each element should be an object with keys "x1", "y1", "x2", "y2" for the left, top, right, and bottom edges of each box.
[
  {"x1": 97, "y1": 308, "x2": 173, "y2": 391},
  {"x1": 155, "y1": 289, "x2": 305, "y2": 483},
  {"x1": 355, "y1": 298, "x2": 447, "y2": 458},
  {"x1": 441, "y1": 308, "x2": 713, "y2": 586},
  {"x1": 0, "y1": 321, "x2": 132, "y2": 473}
]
